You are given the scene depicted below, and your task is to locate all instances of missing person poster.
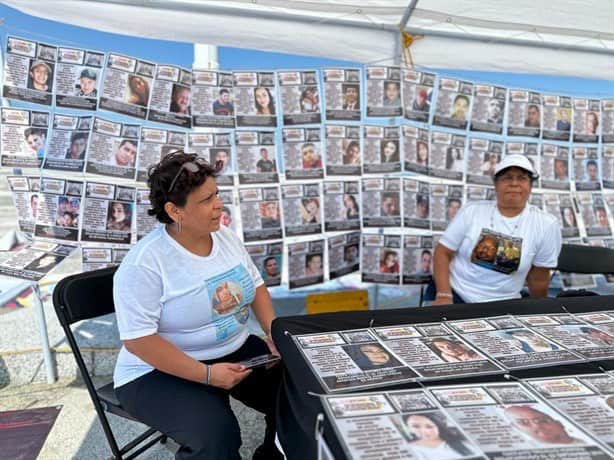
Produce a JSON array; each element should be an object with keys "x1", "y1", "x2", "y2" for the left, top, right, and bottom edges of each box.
[
  {"x1": 147, "y1": 64, "x2": 192, "y2": 128},
  {"x1": 323, "y1": 68, "x2": 362, "y2": 121},
  {"x1": 82, "y1": 247, "x2": 128, "y2": 272},
  {"x1": 328, "y1": 232, "x2": 361, "y2": 280},
  {"x1": 278, "y1": 70, "x2": 321, "y2": 125},
  {"x1": 573, "y1": 98, "x2": 600, "y2": 143},
  {"x1": 187, "y1": 132, "x2": 233, "y2": 186},
  {"x1": 325, "y1": 124, "x2": 362, "y2": 176},
  {"x1": 402, "y1": 235, "x2": 436, "y2": 284},
  {"x1": 542, "y1": 94, "x2": 572, "y2": 141},
  {"x1": 281, "y1": 127, "x2": 324, "y2": 180},
  {"x1": 466, "y1": 138, "x2": 503, "y2": 185},
  {"x1": 603, "y1": 145, "x2": 614, "y2": 189},
  {"x1": 0, "y1": 241, "x2": 76, "y2": 281},
  {"x1": 402, "y1": 69, "x2": 435, "y2": 123},
  {"x1": 362, "y1": 125, "x2": 401, "y2": 174},
  {"x1": 55, "y1": 46, "x2": 104, "y2": 110},
  {"x1": 430, "y1": 382, "x2": 611, "y2": 459},
  {"x1": 433, "y1": 78, "x2": 473, "y2": 130},
  {"x1": 576, "y1": 192, "x2": 612, "y2": 237},
  {"x1": 7, "y1": 175, "x2": 40, "y2": 235},
  {"x1": 540, "y1": 143, "x2": 570, "y2": 190},
  {"x1": 293, "y1": 329, "x2": 417, "y2": 392},
  {"x1": 446, "y1": 316, "x2": 583, "y2": 370},
  {"x1": 34, "y1": 177, "x2": 83, "y2": 242},
  {"x1": 430, "y1": 184, "x2": 463, "y2": 231},
  {"x1": 366, "y1": 66, "x2": 402, "y2": 118},
  {"x1": 42, "y1": 114, "x2": 91, "y2": 172},
  {"x1": 85, "y1": 117, "x2": 139, "y2": 180},
  {"x1": 361, "y1": 233, "x2": 401, "y2": 285},
  {"x1": 238, "y1": 186, "x2": 282, "y2": 242},
  {"x1": 3, "y1": 36, "x2": 56, "y2": 106},
  {"x1": 281, "y1": 183, "x2": 322, "y2": 237},
  {"x1": 429, "y1": 131, "x2": 465, "y2": 180},
  {"x1": 573, "y1": 147, "x2": 601, "y2": 191},
  {"x1": 601, "y1": 100, "x2": 614, "y2": 143},
  {"x1": 1, "y1": 108, "x2": 50, "y2": 168},
  {"x1": 466, "y1": 185, "x2": 495, "y2": 203},
  {"x1": 246, "y1": 241, "x2": 283, "y2": 287},
  {"x1": 191, "y1": 69, "x2": 235, "y2": 128},
  {"x1": 136, "y1": 128, "x2": 186, "y2": 183},
  {"x1": 507, "y1": 89, "x2": 541, "y2": 138},
  {"x1": 544, "y1": 193, "x2": 580, "y2": 239},
  {"x1": 233, "y1": 71, "x2": 277, "y2": 127},
  {"x1": 287, "y1": 239, "x2": 325, "y2": 289},
  {"x1": 80, "y1": 181, "x2": 135, "y2": 245},
  {"x1": 323, "y1": 180, "x2": 361, "y2": 232},
  {"x1": 235, "y1": 130, "x2": 278, "y2": 184},
  {"x1": 403, "y1": 178, "x2": 430, "y2": 230},
  {"x1": 525, "y1": 374, "x2": 614, "y2": 455},
  {"x1": 402, "y1": 125, "x2": 429, "y2": 175},
  {"x1": 216, "y1": 188, "x2": 239, "y2": 236},
  {"x1": 374, "y1": 322, "x2": 504, "y2": 380},
  {"x1": 361, "y1": 178, "x2": 401, "y2": 228},
  {"x1": 470, "y1": 84, "x2": 506, "y2": 134},
  {"x1": 99, "y1": 53, "x2": 155, "y2": 119},
  {"x1": 576, "y1": 311, "x2": 614, "y2": 337},
  {"x1": 135, "y1": 188, "x2": 158, "y2": 241}
]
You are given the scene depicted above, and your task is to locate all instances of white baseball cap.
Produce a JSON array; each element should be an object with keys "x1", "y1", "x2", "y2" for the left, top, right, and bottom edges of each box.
[{"x1": 494, "y1": 154, "x2": 538, "y2": 179}]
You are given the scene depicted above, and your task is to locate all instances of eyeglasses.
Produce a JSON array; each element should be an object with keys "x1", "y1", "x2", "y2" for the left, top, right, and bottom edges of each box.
[
  {"x1": 166, "y1": 156, "x2": 224, "y2": 194},
  {"x1": 499, "y1": 173, "x2": 531, "y2": 184}
]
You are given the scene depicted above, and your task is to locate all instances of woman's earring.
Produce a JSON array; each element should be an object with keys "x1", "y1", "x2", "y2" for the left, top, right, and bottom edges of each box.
[{"x1": 176, "y1": 220, "x2": 182, "y2": 234}]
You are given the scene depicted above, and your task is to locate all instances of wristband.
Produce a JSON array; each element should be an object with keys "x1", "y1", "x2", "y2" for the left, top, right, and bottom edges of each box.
[
  {"x1": 436, "y1": 292, "x2": 453, "y2": 298},
  {"x1": 205, "y1": 364, "x2": 211, "y2": 385}
]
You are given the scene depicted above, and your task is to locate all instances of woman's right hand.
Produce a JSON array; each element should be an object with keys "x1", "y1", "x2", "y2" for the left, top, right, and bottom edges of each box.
[
  {"x1": 209, "y1": 362, "x2": 252, "y2": 390},
  {"x1": 432, "y1": 295, "x2": 453, "y2": 306}
]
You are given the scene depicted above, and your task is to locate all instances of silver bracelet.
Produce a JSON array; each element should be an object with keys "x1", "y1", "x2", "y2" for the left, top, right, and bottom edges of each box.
[
  {"x1": 435, "y1": 292, "x2": 453, "y2": 298},
  {"x1": 205, "y1": 364, "x2": 211, "y2": 385}
]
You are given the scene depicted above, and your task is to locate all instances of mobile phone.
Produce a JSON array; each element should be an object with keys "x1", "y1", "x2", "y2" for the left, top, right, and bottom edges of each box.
[{"x1": 239, "y1": 353, "x2": 280, "y2": 369}]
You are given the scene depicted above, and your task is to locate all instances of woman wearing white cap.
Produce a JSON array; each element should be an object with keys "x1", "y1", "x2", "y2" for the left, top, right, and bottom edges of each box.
[{"x1": 430, "y1": 154, "x2": 561, "y2": 304}]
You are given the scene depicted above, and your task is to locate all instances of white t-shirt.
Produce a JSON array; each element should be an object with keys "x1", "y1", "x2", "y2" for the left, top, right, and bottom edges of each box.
[
  {"x1": 113, "y1": 225, "x2": 264, "y2": 388},
  {"x1": 439, "y1": 201, "x2": 561, "y2": 303}
]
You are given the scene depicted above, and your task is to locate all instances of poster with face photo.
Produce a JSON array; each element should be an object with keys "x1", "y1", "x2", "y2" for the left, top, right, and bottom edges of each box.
[
  {"x1": 402, "y1": 125, "x2": 429, "y2": 175},
  {"x1": 0, "y1": 241, "x2": 76, "y2": 281},
  {"x1": 362, "y1": 125, "x2": 401, "y2": 174},
  {"x1": 54, "y1": 46, "x2": 103, "y2": 110},
  {"x1": 601, "y1": 99, "x2": 614, "y2": 143},
  {"x1": 42, "y1": 114, "x2": 91, "y2": 172},
  {"x1": 323, "y1": 68, "x2": 362, "y2": 122},
  {"x1": 82, "y1": 247, "x2": 129, "y2": 272},
  {"x1": 365, "y1": 66, "x2": 402, "y2": 118},
  {"x1": 573, "y1": 98, "x2": 600, "y2": 143},
  {"x1": 402, "y1": 69, "x2": 435, "y2": 123},
  {"x1": 466, "y1": 138, "x2": 503, "y2": 186},
  {"x1": 470, "y1": 84, "x2": 506, "y2": 134},
  {"x1": 603, "y1": 145, "x2": 614, "y2": 189},
  {"x1": 99, "y1": 53, "x2": 155, "y2": 119},
  {"x1": 216, "y1": 188, "x2": 239, "y2": 236},
  {"x1": 429, "y1": 131, "x2": 466, "y2": 181},
  {"x1": 431, "y1": 184, "x2": 463, "y2": 231},
  {"x1": 7, "y1": 175, "x2": 40, "y2": 235},
  {"x1": 402, "y1": 235, "x2": 436, "y2": 284},
  {"x1": 324, "y1": 124, "x2": 361, "y2": 176},
  {"x1": 191, "y1": 70, "x2": 235, "y2": 128},
  {"x1": 85, "y1": 117, "x2": 139, "y2": 180},
  {"x1": 507, "y1": 89, "x2": 541, "y2": 138},
  {"x1": 328, "y1": 232, "x2": 361, "y2": 280},
  {"x1": 572, "y1": 147, "x2": 601, "y2": 191},
  {"x1": 187, "y1": 131, "x2": 233, "y2": 186},
  {"x1": 433, "y1": 78, "x2": 473, "y2": 130},
  {"x1": 361, "y1": 178, "x2": 401, "y2": 228},
  {"x1": 281, "y1": 183, "x2": 322, "y2": 237},
  {"x1": 147, "y1": 64, "x2": 192, "y2": 128},
  {"x1": 233, "y1": 71, "x2": 277, "y2": 127},
  {"x1": 246, "y1": 241, "x2": 283, "y2": 287},
  {"x1": 540, "y1": 144, "x2": 570, "y2": 190},
  {"x1": 323, "y1": 181, "x2": 361, "y2": 232},
  {"x1": 288, "y1": 239, "x2": 325, "y2": 289},
  {"x1": 362, "y1": 233, "x2": 401, "y2": 285},
  {"x1": 235, "y1": 130, "x2": 278, "y2": 184},
  {"x1": 282, "y1": 127, "x2": 324, "y2": 180},
  {"x1": 278, "y1": 70, "x2": 321, "y2": 125},
  {"x1": 543, "y1": 193, "x2": 580, "y2": 239},
  {"x1": 238, "y1": 186, "x2": 282, "y2": 242},
  {"x1": 403, "y1": 178, "x2": 430, "y2": 229},
  {"x1": 1, "y1": 108, "x2": 50, "y2": 168},
  {"x1": 505, "y1": 142, "x2": 540, "y2": 179},
  {"x1": 466, "y1": 185, "x2": 495, "y2": 203},
  {"x1": 3, "y1": 36, "x2": 56, "y2": 106},
  {"x1": 577, "y1": 192, "x2": 612, "y2": 237},
  {"x1": 542, "y1": 94, "x2": 572, "y2": 141},
  {"x1": 34, "y1": 177, "x2": 83, "y2": 242},
  {"x1": 135, "y1": 128, "x2": 186, "y2": 184}
]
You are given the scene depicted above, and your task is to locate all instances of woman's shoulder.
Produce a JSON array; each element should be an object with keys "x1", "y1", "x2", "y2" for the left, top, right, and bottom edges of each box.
[
  {"x1": 120, "y1": 226, "x2": 166, "y2": 266},
  {"x1": 526, "y1": 204, "x2": 558, "y2": 228}
]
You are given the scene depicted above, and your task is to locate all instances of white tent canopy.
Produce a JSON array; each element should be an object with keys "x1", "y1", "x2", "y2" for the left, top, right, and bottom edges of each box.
[{"x1": 4, "y1": 0, "x2": 614, "y2": 79}]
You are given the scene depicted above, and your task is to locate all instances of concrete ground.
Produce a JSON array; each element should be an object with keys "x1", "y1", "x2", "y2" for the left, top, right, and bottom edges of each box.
[{"x1": 0, "y1": 377, "x2": 265, "y2": 459}]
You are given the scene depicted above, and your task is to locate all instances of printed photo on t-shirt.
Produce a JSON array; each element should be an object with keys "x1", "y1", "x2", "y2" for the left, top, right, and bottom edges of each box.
[{"x1": 471, "y1": 228, "x2": 522, "y2": 275}]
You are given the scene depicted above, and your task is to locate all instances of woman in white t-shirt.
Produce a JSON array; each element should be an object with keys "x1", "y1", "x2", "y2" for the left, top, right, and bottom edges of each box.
[
  {"x1": 113, "y1": 151, "x2": 283, "y2": 460},
  {"x1": 430, "y1": 154, "x2": 562, "y2": 304}
]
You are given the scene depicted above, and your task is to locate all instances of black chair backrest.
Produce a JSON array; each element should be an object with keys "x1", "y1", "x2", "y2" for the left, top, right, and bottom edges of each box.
[
  {"x1": 52, "y1": 266, "x2": 118, "y2": 325},
  {"x1": 556, "y1": 244, "x2": 614, "y2": 275}
]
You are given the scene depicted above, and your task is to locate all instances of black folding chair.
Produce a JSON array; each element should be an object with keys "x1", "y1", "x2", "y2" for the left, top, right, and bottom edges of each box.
[
  {"x1": 52, "y1": 266, "x2": 167, "y2": 459},
  {"x1": 555, "y1": 244, "x2": 614, "y2": 297}
]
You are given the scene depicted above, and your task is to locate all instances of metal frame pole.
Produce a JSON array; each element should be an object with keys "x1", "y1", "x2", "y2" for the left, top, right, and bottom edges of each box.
[{"x1": 31, "y1": 282, "x2": 56, "y2": 383}]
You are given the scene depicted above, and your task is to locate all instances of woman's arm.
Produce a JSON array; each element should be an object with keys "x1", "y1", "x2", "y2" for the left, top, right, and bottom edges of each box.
[
  {"x1": 250, "y1": 284, "x2": 279, "y2": 355},
  {"x1": 526, "y1": 265, "x2": 551, "y2": 297},
  {"x1": 433, "y1": 243, "x2": 456, "y2": 305}
]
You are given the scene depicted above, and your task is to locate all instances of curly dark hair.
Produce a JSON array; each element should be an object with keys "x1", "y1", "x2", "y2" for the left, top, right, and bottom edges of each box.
[{"x1": 147, "y1": 151, "x2": 217, "y2": 224}]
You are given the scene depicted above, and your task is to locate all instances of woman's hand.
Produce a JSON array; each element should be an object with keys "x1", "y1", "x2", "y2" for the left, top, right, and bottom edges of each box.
[
  {"x1": 265, "y1": 335, "x2": 280, "y2": 356},
  {"x1": 209, "y1": 363, "x2": 252, "y2": 390},
  {"x1": 433, "y1": 294, "x2": 453, "y2": 306}
]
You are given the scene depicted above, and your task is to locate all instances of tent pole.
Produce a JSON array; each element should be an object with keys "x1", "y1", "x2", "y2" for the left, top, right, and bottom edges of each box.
[{"x1": 399, "y1": 0, "x2": 419, "y2": 30}]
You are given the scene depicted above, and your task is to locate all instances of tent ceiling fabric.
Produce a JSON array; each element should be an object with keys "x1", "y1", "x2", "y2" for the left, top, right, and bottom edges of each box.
[{"x1": 4, "y1": 0, "x2": 614, "y2": 79}]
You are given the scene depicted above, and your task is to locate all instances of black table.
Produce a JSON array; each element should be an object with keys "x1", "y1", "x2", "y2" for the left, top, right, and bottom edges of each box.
[{"x1": 272, "y1": 295, "x2": 614, "y2": 460}]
